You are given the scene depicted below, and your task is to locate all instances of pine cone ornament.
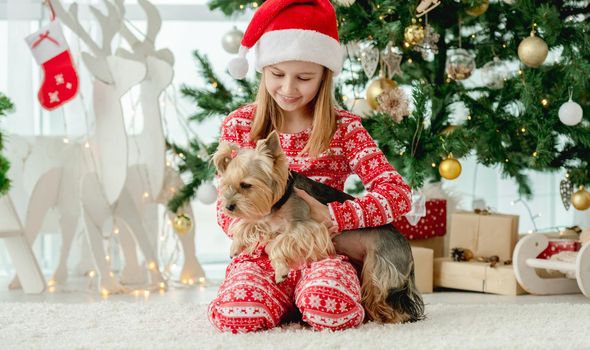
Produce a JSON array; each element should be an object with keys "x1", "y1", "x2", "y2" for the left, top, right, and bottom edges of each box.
[{"x1": 451, "y1": 247, "x2": 474, "y2": 262}]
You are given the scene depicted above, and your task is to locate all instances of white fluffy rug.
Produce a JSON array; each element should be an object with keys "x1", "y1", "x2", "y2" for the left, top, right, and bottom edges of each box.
[{"x1": 1, "y1": 302, "x2": 588, "y2": 349}]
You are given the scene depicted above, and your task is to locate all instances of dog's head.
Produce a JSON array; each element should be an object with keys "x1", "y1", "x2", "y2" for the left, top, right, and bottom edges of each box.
[{"x1": 213, "y1": 131, "x2": 289, "y2": 221}]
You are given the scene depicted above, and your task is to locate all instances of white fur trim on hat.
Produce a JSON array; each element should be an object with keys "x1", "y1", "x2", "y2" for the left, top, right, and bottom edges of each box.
[{"x1": 254, "y1": 29, "x2": 343, "y2": 75}]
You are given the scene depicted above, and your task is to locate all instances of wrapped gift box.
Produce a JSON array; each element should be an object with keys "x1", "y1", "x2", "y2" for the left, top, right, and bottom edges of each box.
[
  {"x1": 449, "y1": 211, "x2": 519, "y2": 261},
  {"x1": 411, "y1": 246, "x2": 433, "y2": 294},
  {"x1": 434, "y1": 258, "x2": 526, "y2": 295},
  {"x1": 393, "y1": 199, "x2": 447, "y2": 240},
  {"x1": 410, "y1": 235, "x2": 445, "y2": 258}
]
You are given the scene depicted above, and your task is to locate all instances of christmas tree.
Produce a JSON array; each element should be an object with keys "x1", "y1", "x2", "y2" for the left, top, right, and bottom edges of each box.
[
  {"x1": 170, "y1": 0, "x2": 590, "y2": 212},
  {"x1": 0, "y1": 92, "x2": 14, "y2": 195}
]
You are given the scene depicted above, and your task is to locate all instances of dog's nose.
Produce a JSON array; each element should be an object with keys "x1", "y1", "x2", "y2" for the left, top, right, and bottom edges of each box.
[{"x1": 225, "y1": 204, "x2": 236, "y2": 212}]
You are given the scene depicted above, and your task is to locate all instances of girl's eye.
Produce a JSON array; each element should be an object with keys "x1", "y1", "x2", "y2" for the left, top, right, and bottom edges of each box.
[
  {"x1": 239, "y1": 182, "x2": 252, "y2": 189},
  {"x1": 272, "y1": 72, "x2": 284, "y2": 77},
  {"x1": 298, "y1": 78, "x2": 311, "y2": 81}
]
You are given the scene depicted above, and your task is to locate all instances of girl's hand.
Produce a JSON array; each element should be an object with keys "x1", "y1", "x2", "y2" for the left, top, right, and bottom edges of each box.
[{"x1": 294, "y1": 187, "x2": 339, "y2": 236}]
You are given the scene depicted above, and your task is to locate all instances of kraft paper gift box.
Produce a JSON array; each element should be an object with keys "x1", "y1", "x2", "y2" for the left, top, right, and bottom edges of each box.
[
  {"x1": 410, "y1": 236, "x2": 445, "y2": 258},
  {"x1": 449, "y1": 211, "x2": 519, "y2": 261},
  {"x1": 434, "y1": 258, "x2": 526, "y2": 295},
  {"x1": 411, "y1": 246, "x2": 433, "y2": 294}
]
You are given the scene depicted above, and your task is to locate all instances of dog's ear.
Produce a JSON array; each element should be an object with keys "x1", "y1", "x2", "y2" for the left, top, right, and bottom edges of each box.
[
  {"x1": 256, "y1": 130, "x2": 282, "y2": 159},
  {"x1": 213, "y1": 142, "x2": 238, "y2": 174}
]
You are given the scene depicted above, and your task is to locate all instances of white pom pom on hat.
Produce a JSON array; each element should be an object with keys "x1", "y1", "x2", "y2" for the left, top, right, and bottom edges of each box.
[
  {"x1": 227, "y1": 0, "x2": 343, "y2": 80},
  {"x1": 228, "y1": 46, "x2": 250, "y2": 80}
]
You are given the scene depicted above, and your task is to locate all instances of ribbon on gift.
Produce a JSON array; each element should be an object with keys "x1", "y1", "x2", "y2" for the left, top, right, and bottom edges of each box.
[{"x1": 31, "y1": 31, "x2": 59, "y2": 48}]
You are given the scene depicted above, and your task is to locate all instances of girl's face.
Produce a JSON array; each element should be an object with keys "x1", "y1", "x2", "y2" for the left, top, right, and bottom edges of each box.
[{"x1": 263, "y1": 61, "x2": 325, "y2": 115}]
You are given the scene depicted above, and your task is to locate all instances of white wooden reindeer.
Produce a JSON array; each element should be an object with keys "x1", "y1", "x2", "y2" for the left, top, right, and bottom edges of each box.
[
  {"x1": 7, "y1": 0, "x2": 204, "y2": 294},
  {"x1": 112, "y1": 0, "x2": 205, "y2": 285}
]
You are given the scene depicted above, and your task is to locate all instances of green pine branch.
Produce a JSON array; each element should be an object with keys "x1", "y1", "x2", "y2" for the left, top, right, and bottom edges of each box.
[
  {"x1": 192, "y1": 0, "x2": 590, "y2": 200},
  {"x1": 0, "y1": 92, "x2": 14, "y2": 195}
]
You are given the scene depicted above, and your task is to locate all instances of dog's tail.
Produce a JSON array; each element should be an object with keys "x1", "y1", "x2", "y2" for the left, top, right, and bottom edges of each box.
[{"x1": 361, "y1": 241, "x2": 425, "y2": 323}]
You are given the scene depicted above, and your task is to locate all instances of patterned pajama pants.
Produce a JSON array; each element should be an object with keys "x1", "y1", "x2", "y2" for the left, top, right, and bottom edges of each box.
[{"x1": 208, "y1": 250, "x2": 365, "y2": 333}]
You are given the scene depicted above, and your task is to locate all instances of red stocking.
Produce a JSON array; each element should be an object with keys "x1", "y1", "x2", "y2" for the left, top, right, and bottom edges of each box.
[{"x1": 25, "y1": 20, "x2": 79, "y2": 111}]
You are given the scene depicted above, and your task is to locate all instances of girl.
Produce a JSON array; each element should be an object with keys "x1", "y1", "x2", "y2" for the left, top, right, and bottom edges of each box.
[{"x1": 208, "y1": 0, "x2": 412, "y2": 333}]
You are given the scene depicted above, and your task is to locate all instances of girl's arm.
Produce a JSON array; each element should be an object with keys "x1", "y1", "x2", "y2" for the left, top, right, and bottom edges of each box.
[{"x1": 327, "y1": 117, "x2": 412, "y2": 232}]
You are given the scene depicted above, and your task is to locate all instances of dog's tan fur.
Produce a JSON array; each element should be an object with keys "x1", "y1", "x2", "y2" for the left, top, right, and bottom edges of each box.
[
  {"x1": 214, "y1": 132, "x2": 334, "y2": 283},
  {"x1": 214, "y1": 131, "x2": 424, "y2": 324}
]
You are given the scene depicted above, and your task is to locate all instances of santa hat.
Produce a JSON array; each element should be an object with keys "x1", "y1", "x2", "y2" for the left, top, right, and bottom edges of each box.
[{"x1": 228, "y1": 0, "x2": 342, "y2": 79}]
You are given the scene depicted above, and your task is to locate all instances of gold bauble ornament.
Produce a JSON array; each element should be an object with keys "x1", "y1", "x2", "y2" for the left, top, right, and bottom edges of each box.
[
  {"x1": 571, "y1": 186, "x2": 590, "y2": 211},
  {"x1": 173, "y1": 213, "x2": 193, "y2": 235},
  {"x1": 404, "y1": 19, "x2": 425, "y2": 47},
  {"x1": 366, "y1": 78, "x2": 397, "y2": 110},
  {"x1": 517, "y1": 32, "x2": 548, "y2": 68},
  {"x1": 465, "y1": 0, "x2": 489, "y2": 16},
  {"x1": 439, "y1": 155, "x2": 462, "y2": 180}
]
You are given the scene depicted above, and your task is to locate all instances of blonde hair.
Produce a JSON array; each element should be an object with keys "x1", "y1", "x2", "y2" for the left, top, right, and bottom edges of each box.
[{"x1": 250, "y1": 68, "x2": 337, "y2": 158}]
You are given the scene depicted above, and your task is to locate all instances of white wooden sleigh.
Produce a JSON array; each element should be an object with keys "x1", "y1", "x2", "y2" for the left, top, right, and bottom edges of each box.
[{"x1": 513, "y1": 234, "x2": 590, "y2": 298}]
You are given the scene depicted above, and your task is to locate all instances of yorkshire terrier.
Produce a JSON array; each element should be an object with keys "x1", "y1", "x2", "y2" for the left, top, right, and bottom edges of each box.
[{"x1": 213, "y1": 131, "x2": 424, "y2": 324}]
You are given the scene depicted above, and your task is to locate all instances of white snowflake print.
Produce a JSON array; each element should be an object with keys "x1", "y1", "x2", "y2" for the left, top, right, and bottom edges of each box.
[
  {"x1": 66, "y1": 82, "x2": 72, "y2": 89},
  {"x1": 356, "y1": 132, "x2": 368, "y2": 142},
  {"x1": 325, "y1": 298, "x2": 337, "y2": 312},
  {"x1": 222, "y1": 292, "x2": 233, "y2": 302},
  {"x1": 54, "y1": 74, "x2": 64, "y2": 85},
  {"x1": 330, "y1": 162, "x2": 338, "y2": 171},
  {"x1": 345, "y1": 139, "x2": 355, "y2": 151},
  {"x1": 295, "y1": 139, "x2": 305, "y2": 148},
  {"x1": 367, "y1": 203, "x2": 377, "y2": 214},
  {"x1": 343, "y1": 212, "x2": 352, "y2": 223},
  {"x1": 48, "y1": 91, "x2": 60, "y2": 103},
  {"x1": 398, "y1": 201, "x2": 408, "y2": 212},
  {"x1": 233, "y1": 288, "x2": 247, "y2": 300},
  {"x1": 251, "y1": 291, "x2": 263, "y2": 301},
  {"x1": 308, "y1": 295, "x2": 321, "y2": 308},
  {"x1": 369, "y1": 158, "x2": 380, "y2": 169},
  {"x1": 339, "y1": 301, "x2": 349, "y2": 312}
]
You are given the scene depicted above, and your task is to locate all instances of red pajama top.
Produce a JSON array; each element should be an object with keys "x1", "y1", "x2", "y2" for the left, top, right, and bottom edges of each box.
[{"x1": 216, "y1": 104, "x2": 412, "y2": 235}]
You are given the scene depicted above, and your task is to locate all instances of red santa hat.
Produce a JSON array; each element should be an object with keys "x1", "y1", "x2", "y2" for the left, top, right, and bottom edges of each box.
[{"x1": 228, "y1": 0, "x2": 342, "y2": 79}]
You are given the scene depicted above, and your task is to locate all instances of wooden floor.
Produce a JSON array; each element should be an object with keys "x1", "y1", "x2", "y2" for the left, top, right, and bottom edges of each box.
[{"x1": 1, "y1": 263, "x2": 588, "y2": 305}]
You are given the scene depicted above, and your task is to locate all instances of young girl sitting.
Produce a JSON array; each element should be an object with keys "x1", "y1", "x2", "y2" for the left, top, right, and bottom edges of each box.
[{"x1": 208, "y1": 0, "x2": 412, "y2": 333}]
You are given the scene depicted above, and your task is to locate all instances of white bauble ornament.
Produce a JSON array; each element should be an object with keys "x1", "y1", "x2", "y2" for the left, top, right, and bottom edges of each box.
[
  {"x1": 334, "y1": 0, "x2": 355, "y2": 7},
  {"x1": 196, "y1": 182, "x2": 217, "y2": 205},
  {"x1": 221, "y1": 27, "x2": 244, "y2": 54},
  {"x1": 558, "y1": 99, "x2": 583, "y2": 126},
  {"x1": 347, "y1": 97, "x2": 372, "y2": 118}
]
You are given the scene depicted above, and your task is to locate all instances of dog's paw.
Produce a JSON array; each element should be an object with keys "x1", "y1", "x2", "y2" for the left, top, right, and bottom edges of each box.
[
  {"x1": 273, "y1": 265, "x2": 290, "y2": 284},
  {"x1": 274, "y1": 272, "x2": 288, "y2": 284}
]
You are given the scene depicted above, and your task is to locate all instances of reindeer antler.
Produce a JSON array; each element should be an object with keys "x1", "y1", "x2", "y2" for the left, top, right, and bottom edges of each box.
[{"x1": 52, "y1": 0, "x2": 123, "y2": 83}]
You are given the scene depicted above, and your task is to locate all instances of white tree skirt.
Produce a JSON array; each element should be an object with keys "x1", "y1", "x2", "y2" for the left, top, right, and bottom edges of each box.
[{"x1": 1, "y1": 302, "x2": 588, "y2": 349}]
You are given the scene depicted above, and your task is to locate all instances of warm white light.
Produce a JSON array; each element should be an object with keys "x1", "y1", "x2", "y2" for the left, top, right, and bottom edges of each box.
[
  {"x1": 159, "y1": 282, "x2": 166, "y2": 289},
  {"x1": 89, "y1": 270, "x2": 96, "y2": 278},
  {"x1": 63, "y1": 138, "x2": 70, "y2": 144},
  {"x1": 148, "y1": 261, "x2": 157, "y2": 271}
]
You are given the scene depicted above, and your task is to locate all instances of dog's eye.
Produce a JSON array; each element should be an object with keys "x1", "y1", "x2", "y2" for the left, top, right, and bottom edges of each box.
[{"x1": 239, "y1": 182, "x2": 252, "y2": 189}]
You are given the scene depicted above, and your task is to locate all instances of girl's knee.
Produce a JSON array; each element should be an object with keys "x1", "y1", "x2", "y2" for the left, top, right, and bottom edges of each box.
[
  {"x1": 208, "y1": 298, "x2": 277, "y2": 333},
  {"x1": 296, "y1": 287, "x2": 364, "y2": 331}
]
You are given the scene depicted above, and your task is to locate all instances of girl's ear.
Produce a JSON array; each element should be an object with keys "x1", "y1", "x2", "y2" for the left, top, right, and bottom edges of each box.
[{"x1": 213, "y1": 142, "x2": 239, "y2": 174}]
